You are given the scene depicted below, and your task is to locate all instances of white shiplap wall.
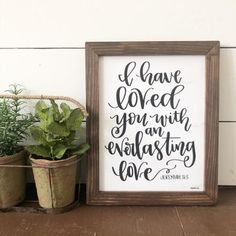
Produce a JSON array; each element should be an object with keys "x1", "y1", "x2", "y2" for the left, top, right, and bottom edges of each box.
[{"x1": 0, "y1": 0, "x2": 235, "y2": 185}]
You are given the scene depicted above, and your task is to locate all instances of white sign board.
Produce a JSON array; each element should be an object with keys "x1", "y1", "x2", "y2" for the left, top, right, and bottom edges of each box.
[{"x1": 99, "y1": 56, "x2": 205, "y2": 192}]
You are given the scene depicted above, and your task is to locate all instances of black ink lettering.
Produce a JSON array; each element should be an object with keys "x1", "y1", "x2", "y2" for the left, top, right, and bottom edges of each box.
[{"x1": 118, "y1": 61, "x2": 136, "y2": 86}]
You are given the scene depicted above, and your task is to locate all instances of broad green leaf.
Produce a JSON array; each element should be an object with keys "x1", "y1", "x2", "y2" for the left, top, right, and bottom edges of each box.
[
  {"x1": 25, "y1": 145, "x2": 51, "y2": 158},
  {"x1": 36, "y1": 100, "x2": 48, "y2": 110},
  {"x1": 38, "y1": 108, "x2": 54, "y2": 131},
  {"x1": 39, "y1": 120, "x2": 48, "y2": 132},
  {"x1": 47, "y1": 122, "x2": 70, "y2": 137},
  {"x1": 50, "y1": 100, "x2": 61, "y2": 121},
  {"x1": 35, "y1": 101, "x2": 49, "y2": 120},
  {"x1": 67, "y1": 144, "x2": 78, "y2": 150},
  {"x1": 47, "y1": 107, "x2": 55, "y2": 124},
  {"x1": 66, "y1": 108, "x2": 84, "y2": 131},
  {"x1": 35, "y1": 101, "x2": 48, "y2": 114},
  {"x1": 30, "y1": 126, "x2": 48, "y2": 145},
  {"x1": 45, "y1": 133, "x2": 58, "y2": 144},
  {"x1": 72, "y1": 143, "x2": 90, "y2": 155},
  {"x1": 65, "y1": 131, "x2": 76, "y2": 144},
  {"x1": 53, "y1": 143, "x2": 68, "y2": 159},
  {"x1": 60, "y1": 103, "x2": 71, "y2": 123}
]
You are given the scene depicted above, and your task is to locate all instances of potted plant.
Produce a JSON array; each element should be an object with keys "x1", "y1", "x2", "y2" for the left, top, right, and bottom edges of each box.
[
  {"x1": 0, "y1": 84, "x2": 35, "y2": 208},
  {"x1": 26, "y1": 99, "x2": 89, "y2": 209}
]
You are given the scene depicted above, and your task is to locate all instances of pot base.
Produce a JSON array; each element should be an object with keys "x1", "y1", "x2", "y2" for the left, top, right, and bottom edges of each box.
[{"x1": 0, "y1": 183, "x2": 81, "y2": 214}]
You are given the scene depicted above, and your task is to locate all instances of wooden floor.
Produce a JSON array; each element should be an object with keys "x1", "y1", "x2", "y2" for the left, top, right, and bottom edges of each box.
[{"x1": 0, "y1": 187, "x2": 235, "y2": 236}]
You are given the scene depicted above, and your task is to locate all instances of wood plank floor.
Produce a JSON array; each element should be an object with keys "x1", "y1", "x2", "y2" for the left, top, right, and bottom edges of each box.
[{"x1": 0, "y1": 187, "x2": 235, "y2": 236}]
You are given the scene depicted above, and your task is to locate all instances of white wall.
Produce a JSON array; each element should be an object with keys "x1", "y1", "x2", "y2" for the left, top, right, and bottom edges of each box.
[{"x1": 0, "y1": 0, "x2": 235, "y2": 185}]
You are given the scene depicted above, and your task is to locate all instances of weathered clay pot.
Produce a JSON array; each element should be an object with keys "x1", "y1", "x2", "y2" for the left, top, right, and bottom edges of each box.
[
  {"x1": 30, "y1": 155, "x2": 78, "y2": 209},
  {"x1": 0, "y1": 150, "x2": 26, "y2": 208}
]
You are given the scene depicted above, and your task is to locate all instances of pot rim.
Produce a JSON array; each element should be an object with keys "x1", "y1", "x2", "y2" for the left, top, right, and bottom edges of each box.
[
  {"x1": 30, "y1": 154, "x2": 78, "y2": 168},
  {"x1": 0, "y1": 150, "x2": 26, "y2": 165}
]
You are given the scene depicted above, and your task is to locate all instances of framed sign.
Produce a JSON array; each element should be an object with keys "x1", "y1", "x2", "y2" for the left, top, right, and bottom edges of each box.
[{"x1": 86, "y1": 41, "x2": 219, "y2": 205}]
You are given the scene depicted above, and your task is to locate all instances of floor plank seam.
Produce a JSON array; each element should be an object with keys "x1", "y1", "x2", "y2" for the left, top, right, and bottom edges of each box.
[{"x1": 175, "y1": 207, "x2": 186, "y2": 236}]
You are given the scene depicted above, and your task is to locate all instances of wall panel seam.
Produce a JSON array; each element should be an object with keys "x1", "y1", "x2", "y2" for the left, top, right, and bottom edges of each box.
[{"x1": 0, "y1": 47, "x2": 235, "y2": 50}]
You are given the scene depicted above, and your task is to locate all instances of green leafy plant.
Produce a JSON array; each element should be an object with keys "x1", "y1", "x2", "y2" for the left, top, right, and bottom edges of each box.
[
  {"x1": 26, "y1": 100, "x2": 89, "y2": 160},
  {"x1": 0, "y1": 84, "x2": 35, "y2": 156}
]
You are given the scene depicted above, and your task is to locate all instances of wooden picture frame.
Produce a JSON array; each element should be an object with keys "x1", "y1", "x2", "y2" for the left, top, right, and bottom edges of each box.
[{"x1": 86, "y1": 41, "x2": 219, "y2": 205}]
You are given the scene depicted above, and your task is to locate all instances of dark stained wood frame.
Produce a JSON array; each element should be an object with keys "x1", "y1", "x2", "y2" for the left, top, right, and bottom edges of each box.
[{"x1": 86, "y1": 41, "x2": 220, "y2": 205}]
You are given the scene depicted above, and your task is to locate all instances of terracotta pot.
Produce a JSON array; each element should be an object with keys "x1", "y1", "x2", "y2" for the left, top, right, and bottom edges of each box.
[
  {"x1": 0, "y1": 150, "x2": 26, "y2": 208},
  {"x1": 30, "y1": 155, "x2": 78, "y2": 209}
]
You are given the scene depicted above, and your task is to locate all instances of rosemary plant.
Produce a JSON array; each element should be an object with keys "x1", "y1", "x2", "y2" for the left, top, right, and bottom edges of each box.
[{"x1": 0, "y1": 84, "x2": 35, "y2": 156}]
